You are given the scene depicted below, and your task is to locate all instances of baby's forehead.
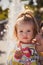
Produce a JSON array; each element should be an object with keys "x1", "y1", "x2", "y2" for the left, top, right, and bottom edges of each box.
[
  {"x1": 17, "y1": 21, "x2": 34, "y2": 28},
  {"x1": 17, "y1": 19, "x2": 34, "y2": 25},
  {"x1": 17, "y1": 22, "x2": 34, "y2": 31}
]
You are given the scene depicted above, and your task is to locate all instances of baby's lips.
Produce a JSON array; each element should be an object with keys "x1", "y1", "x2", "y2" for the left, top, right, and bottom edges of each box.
[{"x1": 23, "y1": 37, "x2": 28, "y2": 39}]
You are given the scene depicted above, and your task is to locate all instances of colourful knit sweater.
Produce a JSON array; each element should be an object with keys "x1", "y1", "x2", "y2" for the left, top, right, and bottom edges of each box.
[{"x1": 7, "y1": 43, "x2": 38, "y2": 65}]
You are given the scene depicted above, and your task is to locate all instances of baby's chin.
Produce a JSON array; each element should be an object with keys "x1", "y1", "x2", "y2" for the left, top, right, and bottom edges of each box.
[{"x1": 21, "y1": 41, "x2": 31, "y2": 44}]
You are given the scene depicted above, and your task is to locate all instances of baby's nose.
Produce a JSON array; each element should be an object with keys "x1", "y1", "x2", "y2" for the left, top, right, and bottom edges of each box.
[
  {"x1": 23, "y1": 32, "x2": 28, "y2": 37},
  {"x1": 23, "y1": 32, "x2": 27, "y2": 35}
]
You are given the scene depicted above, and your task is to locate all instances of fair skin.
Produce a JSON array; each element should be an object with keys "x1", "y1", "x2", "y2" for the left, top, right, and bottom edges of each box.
[{"x1": 16, "y1": 21, "x2": 34, "y2": 44}]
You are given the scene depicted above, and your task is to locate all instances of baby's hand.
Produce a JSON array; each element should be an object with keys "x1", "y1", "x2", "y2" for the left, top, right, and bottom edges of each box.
[
  {"x1": 14, "y1": 50, "x2": 23, "y2": 59},
  {"x1": 32, "y1": 33, "x2": 41, "y2": 45}
]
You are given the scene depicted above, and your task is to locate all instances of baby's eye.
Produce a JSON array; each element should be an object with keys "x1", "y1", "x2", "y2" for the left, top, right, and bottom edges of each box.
[
  {"x1": 27, "y1": 30, "x2": 30, "y2": 32},
  {"x1": 20, "y1": 30, "x2": 23, "y2": 32}
]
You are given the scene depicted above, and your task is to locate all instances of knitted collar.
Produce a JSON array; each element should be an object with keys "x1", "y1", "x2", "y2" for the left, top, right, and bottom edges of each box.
[{"x1": 18, "y1": 41, "x2": 33, "y2": 49}]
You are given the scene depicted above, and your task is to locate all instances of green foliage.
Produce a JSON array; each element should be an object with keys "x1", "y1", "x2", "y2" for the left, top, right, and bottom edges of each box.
[{"x1": 0, "y1": 7, "x2": 8, "y2": 20}]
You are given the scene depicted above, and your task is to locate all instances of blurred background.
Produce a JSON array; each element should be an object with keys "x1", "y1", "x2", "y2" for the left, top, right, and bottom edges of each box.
[{"x1": 0, "y1": 0, "x2": 43, "y2": 65}]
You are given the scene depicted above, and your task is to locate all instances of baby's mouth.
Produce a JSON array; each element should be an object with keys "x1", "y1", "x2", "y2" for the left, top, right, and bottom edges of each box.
[{"x1": 23, "y1": 37, "x2": 28, "y2": 39}]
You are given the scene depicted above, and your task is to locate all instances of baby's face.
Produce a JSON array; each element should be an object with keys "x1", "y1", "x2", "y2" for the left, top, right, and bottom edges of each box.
[{"x1": 16, "y1": 22, "x2": 34, "y2": 44}]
